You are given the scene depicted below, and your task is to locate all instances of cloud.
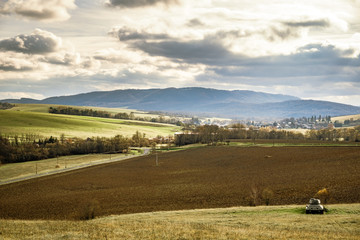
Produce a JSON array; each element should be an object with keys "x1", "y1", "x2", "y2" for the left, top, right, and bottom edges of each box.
[
  {"x1": 283, "y1": 19, "x2": 330, "y2": 28},
  {"x1": 133, "y1": 38, "x2": 235, "y2": 65},
  {"x1": 267, "y1": 27, "x2": 301, "y2": 41},
  {"x1": 219, "y1": 44, "x2": 360, "y2": 78},
  {"x1": 105, "y1": 0, "x2": 178, "y2": 8},
  {"x1": 109, "y1": 27, "x2": 171, "y2": 41},
  {"x1": 93, "y1": 48, "x2": 144, "y2": 64},
  {"x1": 0, "y1": 0, "x2": 76, "y2": 22},
  {"x1": 109, "y1": 27, "x2": 248, "y2": 64},
  {"x1": 0, "y1": 52, "x2": 37, "y2": 72},
  {"x1": 0, "y1": 29, "x2": 62, "y2": 54},
  {"x1": 125, "y1": 33, "x2": 359, "y2": 85},
  {"x1": 42, "y1": 52, "x2": 81, "y2": 66},
  {"x1": 265, "y1": 18, "x2": 331, "y2": 41},
  {"x1": 109, "y1": 24, "x2": 360, "y2": 91},
  {"x1": 113, "y1": 25, "x2": 359, "y2": 75},
  {"x1": 186, "y1": 18, "x2": 205, "y2": 27},
  {"x1": 0, "y1": 29, "x2": 100, "y2": 82}
]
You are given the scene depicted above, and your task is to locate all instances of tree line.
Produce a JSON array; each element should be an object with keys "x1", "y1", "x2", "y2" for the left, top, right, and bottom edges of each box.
[
  {"x1": 0, "y1": 102, "x2": 15, "y2": 110},
  {"x1": 0, "y1": 131, "x2": 150, "y2": 164},
  {"x1": 174, "y1": 124, "x2": 360, "y2": 146},
  {"x1": 48, "y1": 106, "x2": 182, "y2": 125}
]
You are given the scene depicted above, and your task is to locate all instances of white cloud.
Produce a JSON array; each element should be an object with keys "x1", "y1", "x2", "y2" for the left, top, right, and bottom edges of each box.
[
  {"x1": 0, "y1": 0, "x2": 76, "y2": 22},
  {"x1": 0, "y1": 29, "x2": 62, "y2": 54},
  {"x1": 0, "y1": 52, "x2": 39, "y2": 72},
  {"x1": 0, "y1": 0, "x2": 359, "y2": 106},
  {"x1": 0, "y1": 29, "x2": 101, "y2": 81}
]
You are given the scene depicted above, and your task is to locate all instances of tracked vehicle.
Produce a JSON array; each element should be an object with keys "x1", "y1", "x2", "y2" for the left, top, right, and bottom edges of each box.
[{"x1": 306, "y1": 198, "x2": 324, "y2": 214}]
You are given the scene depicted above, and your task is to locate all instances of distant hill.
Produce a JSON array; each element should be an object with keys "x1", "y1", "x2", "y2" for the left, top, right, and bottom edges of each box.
[{"x1": 2, "y1": 87, "x2": 360, "y2": 119}]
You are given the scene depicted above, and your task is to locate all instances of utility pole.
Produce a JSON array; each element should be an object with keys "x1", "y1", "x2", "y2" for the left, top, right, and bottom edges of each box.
[{"x1": 36, "y1": 163, "x2": 38, "y2": 175}]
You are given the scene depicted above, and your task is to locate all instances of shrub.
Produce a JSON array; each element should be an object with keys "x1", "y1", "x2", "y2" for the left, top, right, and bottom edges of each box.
[
  {"x1": 315, "y1": 188, "x2": 330, "y2": 204},
  {"x1": 262, "y1": 188, "x2": 274, "y2": 206},
  {"x1": 80, "y1": 200, "x2": 100, "y2": 220}
]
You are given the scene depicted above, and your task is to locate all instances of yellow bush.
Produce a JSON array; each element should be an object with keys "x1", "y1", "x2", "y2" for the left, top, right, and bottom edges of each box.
[{"x1": 315, "y1": 188, "x2": 329, "y2": 204}]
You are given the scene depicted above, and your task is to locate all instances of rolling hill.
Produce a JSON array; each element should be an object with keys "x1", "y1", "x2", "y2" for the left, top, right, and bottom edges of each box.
[
  {"x1": 0, "y1": 106, "x2": 180, "y2": 138},
  {"x1": 2, "y1": 87, "x2": 360, "y2": 118}
]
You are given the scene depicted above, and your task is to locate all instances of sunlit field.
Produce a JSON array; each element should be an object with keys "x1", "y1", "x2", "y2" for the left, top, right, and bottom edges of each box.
[
  {"x1": 0, "y1": 109, "x2": 180, "y2": 139},
  {"x1": 0, "y1": 204, "x2": 359, "y2": 240}
]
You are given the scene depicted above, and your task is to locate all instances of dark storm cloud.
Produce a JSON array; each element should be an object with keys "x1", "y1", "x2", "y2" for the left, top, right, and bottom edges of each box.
[
  {"x1": 0, "y1": 29, "x2": 61, "y2": 54},
  {"x1": 106, "y1": 0, "x2": 178, "y2": 8}
]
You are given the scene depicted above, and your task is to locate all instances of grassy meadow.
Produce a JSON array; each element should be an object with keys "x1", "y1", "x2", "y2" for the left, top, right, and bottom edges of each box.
[
  {"x1": 0, "y1": 204, "x2": 359, "y2": 239},
  {"x1": 9, "y1": 103, "x2": 148, "y2": 115},
  {"x1": 0, "y1": 104, "x2": 180, "y2": 138}
]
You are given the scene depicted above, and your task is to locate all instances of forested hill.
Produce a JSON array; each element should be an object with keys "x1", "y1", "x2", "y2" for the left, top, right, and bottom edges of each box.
[{"x1": 2, "y1": 87, "x2": 360, "y2": 118}]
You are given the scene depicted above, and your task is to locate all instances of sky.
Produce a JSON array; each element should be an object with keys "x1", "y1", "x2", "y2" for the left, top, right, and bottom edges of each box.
[{"x1": 0, "y1": 0, "x2": 359, "y2": 106}]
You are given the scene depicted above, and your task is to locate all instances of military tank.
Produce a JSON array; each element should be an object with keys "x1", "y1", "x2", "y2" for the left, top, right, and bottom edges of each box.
[{"x1": 306, "y1": 198, "x2": 324, "y2": 214}]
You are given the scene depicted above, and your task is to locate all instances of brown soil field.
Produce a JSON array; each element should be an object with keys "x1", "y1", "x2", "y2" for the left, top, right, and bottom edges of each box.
[{"x1": 0, "y1": 146, "x2": 359, "y2": 220}]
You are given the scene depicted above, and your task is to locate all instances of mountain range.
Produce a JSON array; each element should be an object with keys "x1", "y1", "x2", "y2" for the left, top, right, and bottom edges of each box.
[{"x1": 2, "y1": 88, "x2": 360, "y2": 119}]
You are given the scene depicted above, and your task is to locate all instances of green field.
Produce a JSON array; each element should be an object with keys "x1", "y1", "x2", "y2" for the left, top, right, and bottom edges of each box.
[
  {"x1": 9, "y1": 103, "x2": 147, "y2": 115},
  {"x1": 0, "y1": 104, "x2": 181, "y2": 138},
  {"x1": 0, "y1": 204, "x2": 359, "y2": 239}
]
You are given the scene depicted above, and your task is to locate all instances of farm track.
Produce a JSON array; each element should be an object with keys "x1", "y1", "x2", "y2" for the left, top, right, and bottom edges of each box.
[{"x1": 0, "y1": 146, "x2": 359, "y2": 220}]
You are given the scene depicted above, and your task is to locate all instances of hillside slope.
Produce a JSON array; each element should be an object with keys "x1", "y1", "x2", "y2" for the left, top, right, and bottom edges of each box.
[
  {"x1": 2, "y1": 87, "x2": 360, "y2": 118},
  {"x1": 0, "y1": 110, "x2": 180, "y2": 138},
  {"x1": 1, "y1": 204, "x2": 359, "y2": 240}
]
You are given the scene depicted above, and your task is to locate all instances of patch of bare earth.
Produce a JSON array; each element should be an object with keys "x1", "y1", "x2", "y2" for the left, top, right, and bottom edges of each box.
[{"x1": 0, "y1": 146, "x2": 359, "y2": 220}]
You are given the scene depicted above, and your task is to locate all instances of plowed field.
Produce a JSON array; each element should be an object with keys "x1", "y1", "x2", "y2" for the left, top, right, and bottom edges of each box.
[{"x1": 0, "y1": 146, "x2": 359, "y2": 220}]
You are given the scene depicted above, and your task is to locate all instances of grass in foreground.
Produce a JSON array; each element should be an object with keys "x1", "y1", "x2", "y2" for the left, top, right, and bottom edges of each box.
[{"x1": 0, "y1": 204, "x2": 359, "y2": 240}]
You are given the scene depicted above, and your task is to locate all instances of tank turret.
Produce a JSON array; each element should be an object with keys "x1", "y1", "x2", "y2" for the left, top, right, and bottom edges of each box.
[{"x1": 306, "y1": 198, "x2": 324, "y2": 214}]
